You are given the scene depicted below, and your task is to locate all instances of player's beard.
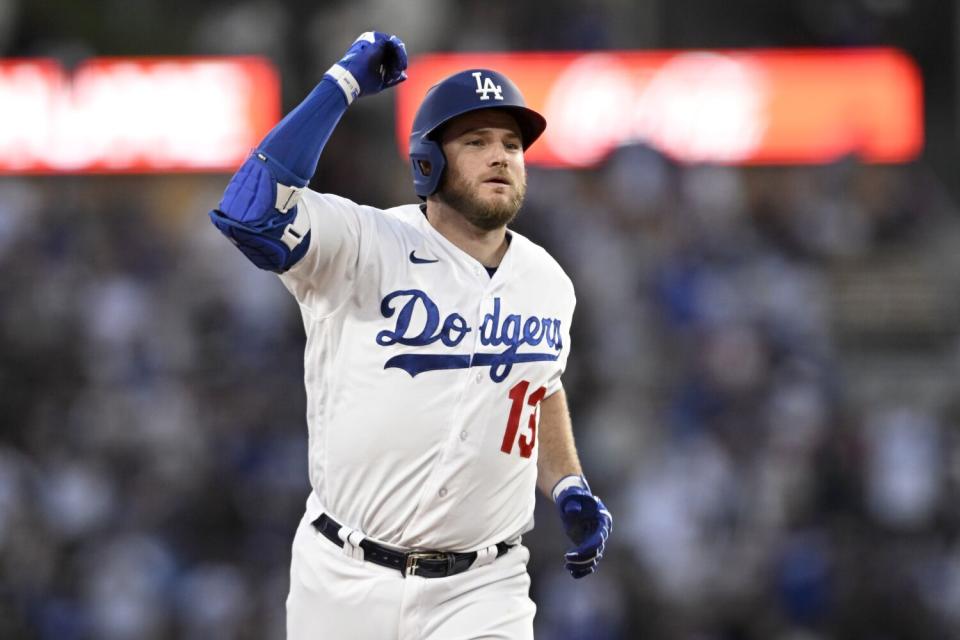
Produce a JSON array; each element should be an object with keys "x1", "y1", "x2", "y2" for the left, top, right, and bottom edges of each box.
[{"x1": 437, "y1": 167, "x2": 526, "y2": 231}]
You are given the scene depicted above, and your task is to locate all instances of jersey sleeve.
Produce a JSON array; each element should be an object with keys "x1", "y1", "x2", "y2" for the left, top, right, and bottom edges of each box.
[{"x1": 278, "y1": 189, "x2": 378, "y2": 316}]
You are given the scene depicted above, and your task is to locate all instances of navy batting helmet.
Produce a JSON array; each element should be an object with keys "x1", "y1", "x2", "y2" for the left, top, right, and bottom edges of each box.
[{"x1": 409, "y1": 69, "x2": 547, "y2": 199}]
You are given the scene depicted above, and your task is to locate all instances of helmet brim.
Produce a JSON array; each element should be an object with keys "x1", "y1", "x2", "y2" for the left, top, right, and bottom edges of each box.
[{"x1": 421, "y1": 104, "x2": 547, "y2": 151}]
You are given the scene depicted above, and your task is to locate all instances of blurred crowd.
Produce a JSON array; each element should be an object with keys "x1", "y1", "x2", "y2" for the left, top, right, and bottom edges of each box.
[
  {"x1": 3, "y1": 0, "x2": 960, "y2": 638},
  {"x1": 3, "y1": 149, "x2": 960, "y2": 640}
]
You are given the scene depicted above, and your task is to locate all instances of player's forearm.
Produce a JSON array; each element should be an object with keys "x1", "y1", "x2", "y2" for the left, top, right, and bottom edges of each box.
[
  {"x1": 536, "y1": 388, "x2": 583, "y2": 498},
  {"x1": 257, "y1": 77, "x2": 350, "y2": 184},
  {"x1": 257, "y1": 32, "x2": 405, "y2": 183}
]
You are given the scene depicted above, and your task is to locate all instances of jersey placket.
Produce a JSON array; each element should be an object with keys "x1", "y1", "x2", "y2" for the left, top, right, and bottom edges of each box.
[
  {"x1": 404, "y1": 256, "x2": 493, "y2": 547},
  {"x1": 459, "y1": 269, "x2": 507, "y2": 443}
]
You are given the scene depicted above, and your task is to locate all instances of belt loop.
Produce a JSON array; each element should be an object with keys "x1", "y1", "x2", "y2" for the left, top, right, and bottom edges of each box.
[
  {"x1": 337, "y1": 525, "x2": 366, "y2": 562},
  {"x1": 471, "y1": 544, "x2": 499, "y2": 569}
]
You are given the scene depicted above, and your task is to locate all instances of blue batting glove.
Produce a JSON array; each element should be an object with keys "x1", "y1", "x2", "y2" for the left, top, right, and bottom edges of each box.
[
  {"x1": 325, "y1": 31, "x2": 408, "y2": 104},
  {"x1": 553, "y1": 475, "x2": 613, "y2": 579}
]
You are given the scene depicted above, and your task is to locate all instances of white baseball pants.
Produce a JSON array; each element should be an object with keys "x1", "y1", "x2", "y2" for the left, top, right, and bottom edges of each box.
[{"x1": 285, "y1": 510, "x2": 536, "y2": 639}]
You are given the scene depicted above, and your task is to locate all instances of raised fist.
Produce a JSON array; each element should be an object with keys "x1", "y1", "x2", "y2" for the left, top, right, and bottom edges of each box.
[{"x1": 325, "y1": 31, "x2": 408, "y2": 104}]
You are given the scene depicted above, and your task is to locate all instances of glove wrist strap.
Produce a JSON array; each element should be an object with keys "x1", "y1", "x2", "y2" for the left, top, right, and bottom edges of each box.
[
  {"x1": 551, "y1": 474, "x2": 590, "y2": 502},
  {"x1": 325, "y1": 64, "x2": 361, "y2": 105}
]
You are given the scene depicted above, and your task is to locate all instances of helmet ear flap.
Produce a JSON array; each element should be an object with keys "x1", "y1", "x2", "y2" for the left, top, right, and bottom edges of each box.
[{"x1": 410, "y1": 138, "x2": 447, "y2": 199}]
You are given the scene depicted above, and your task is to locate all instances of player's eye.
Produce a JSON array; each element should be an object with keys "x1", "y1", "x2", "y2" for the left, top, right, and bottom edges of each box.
[{"x1": 466, "y1": 139, "x2": 484, "y2": 146}]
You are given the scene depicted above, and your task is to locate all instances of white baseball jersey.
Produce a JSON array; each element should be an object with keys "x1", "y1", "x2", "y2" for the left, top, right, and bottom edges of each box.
[{"x1": 279, "y1": 190, "x2": 575, "y2": 552}]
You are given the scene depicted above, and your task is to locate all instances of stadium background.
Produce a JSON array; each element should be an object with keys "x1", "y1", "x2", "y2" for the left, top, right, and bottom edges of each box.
[{"x1": 3, "y1": 0, "x2": 960, "y2": 638}]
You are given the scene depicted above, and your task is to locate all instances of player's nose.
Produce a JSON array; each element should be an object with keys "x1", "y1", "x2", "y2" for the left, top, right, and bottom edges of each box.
[{"x1": 486, "y1": 142, "x2": 511, "y2": 166}]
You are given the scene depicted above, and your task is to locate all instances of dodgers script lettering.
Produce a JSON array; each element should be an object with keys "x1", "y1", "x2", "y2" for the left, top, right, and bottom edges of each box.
[{"x1": 376, "y1": 289, "x2": 561, "y2": 382}]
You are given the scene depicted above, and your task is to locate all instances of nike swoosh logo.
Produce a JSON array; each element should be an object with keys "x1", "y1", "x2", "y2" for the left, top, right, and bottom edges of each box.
[{"x1": 409, "y1": 250, "x2": 439, "y2": 264}]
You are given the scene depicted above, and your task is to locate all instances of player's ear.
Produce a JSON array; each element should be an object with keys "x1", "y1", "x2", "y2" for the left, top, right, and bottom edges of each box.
[{"x1": 417, "y1": 160, "x2": 432, "y2": 176}]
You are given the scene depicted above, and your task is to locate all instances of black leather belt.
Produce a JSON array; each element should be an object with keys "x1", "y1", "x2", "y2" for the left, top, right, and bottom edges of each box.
[{"x1": 311, "y1": 513, "x2": 512, "y2": 579}]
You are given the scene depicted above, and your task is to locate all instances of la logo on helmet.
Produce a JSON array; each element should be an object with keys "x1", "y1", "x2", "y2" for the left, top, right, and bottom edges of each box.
[{"x1": 472, "y1": 72, "x2": 504, "y2": 101}]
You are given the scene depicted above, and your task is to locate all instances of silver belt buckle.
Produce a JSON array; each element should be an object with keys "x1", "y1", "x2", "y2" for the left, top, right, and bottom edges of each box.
[{"x1": 404, "y1": 551, "x2": 447, "y2": 577}]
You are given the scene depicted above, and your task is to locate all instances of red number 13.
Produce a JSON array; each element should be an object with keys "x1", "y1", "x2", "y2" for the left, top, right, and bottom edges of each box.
[{"x1": 500, "y1": 380, "x2": 547, "y2": 458}]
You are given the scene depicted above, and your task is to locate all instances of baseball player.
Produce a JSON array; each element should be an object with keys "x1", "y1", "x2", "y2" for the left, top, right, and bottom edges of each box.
[{"x1": 209, "y1": 31, "x2": 612, "y2": 639}]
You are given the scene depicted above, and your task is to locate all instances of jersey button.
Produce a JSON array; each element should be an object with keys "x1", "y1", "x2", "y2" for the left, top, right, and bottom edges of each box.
[
  {"x1": 475, "y1": 371, "x2": 483, "y2": 383},
  {"x1": 459, "y1": 431, "x2": 468, "y2": 441},
  {"x1": 438, "y1": 487, "x2": 448, "y2": 498}
]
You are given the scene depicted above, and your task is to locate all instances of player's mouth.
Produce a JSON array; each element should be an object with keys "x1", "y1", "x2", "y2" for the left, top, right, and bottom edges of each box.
[{"x1": 482, "y1": 176, "x2": 512, "y2": 187}]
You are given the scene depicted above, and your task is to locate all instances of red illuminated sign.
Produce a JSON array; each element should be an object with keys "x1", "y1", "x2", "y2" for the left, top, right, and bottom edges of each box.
[
  {"x1": 395, "y1": 49, "x2": 923, "y2": 166},
  {"x1": 0, "y1": 57, "x2": 279, "y2": 174}
]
